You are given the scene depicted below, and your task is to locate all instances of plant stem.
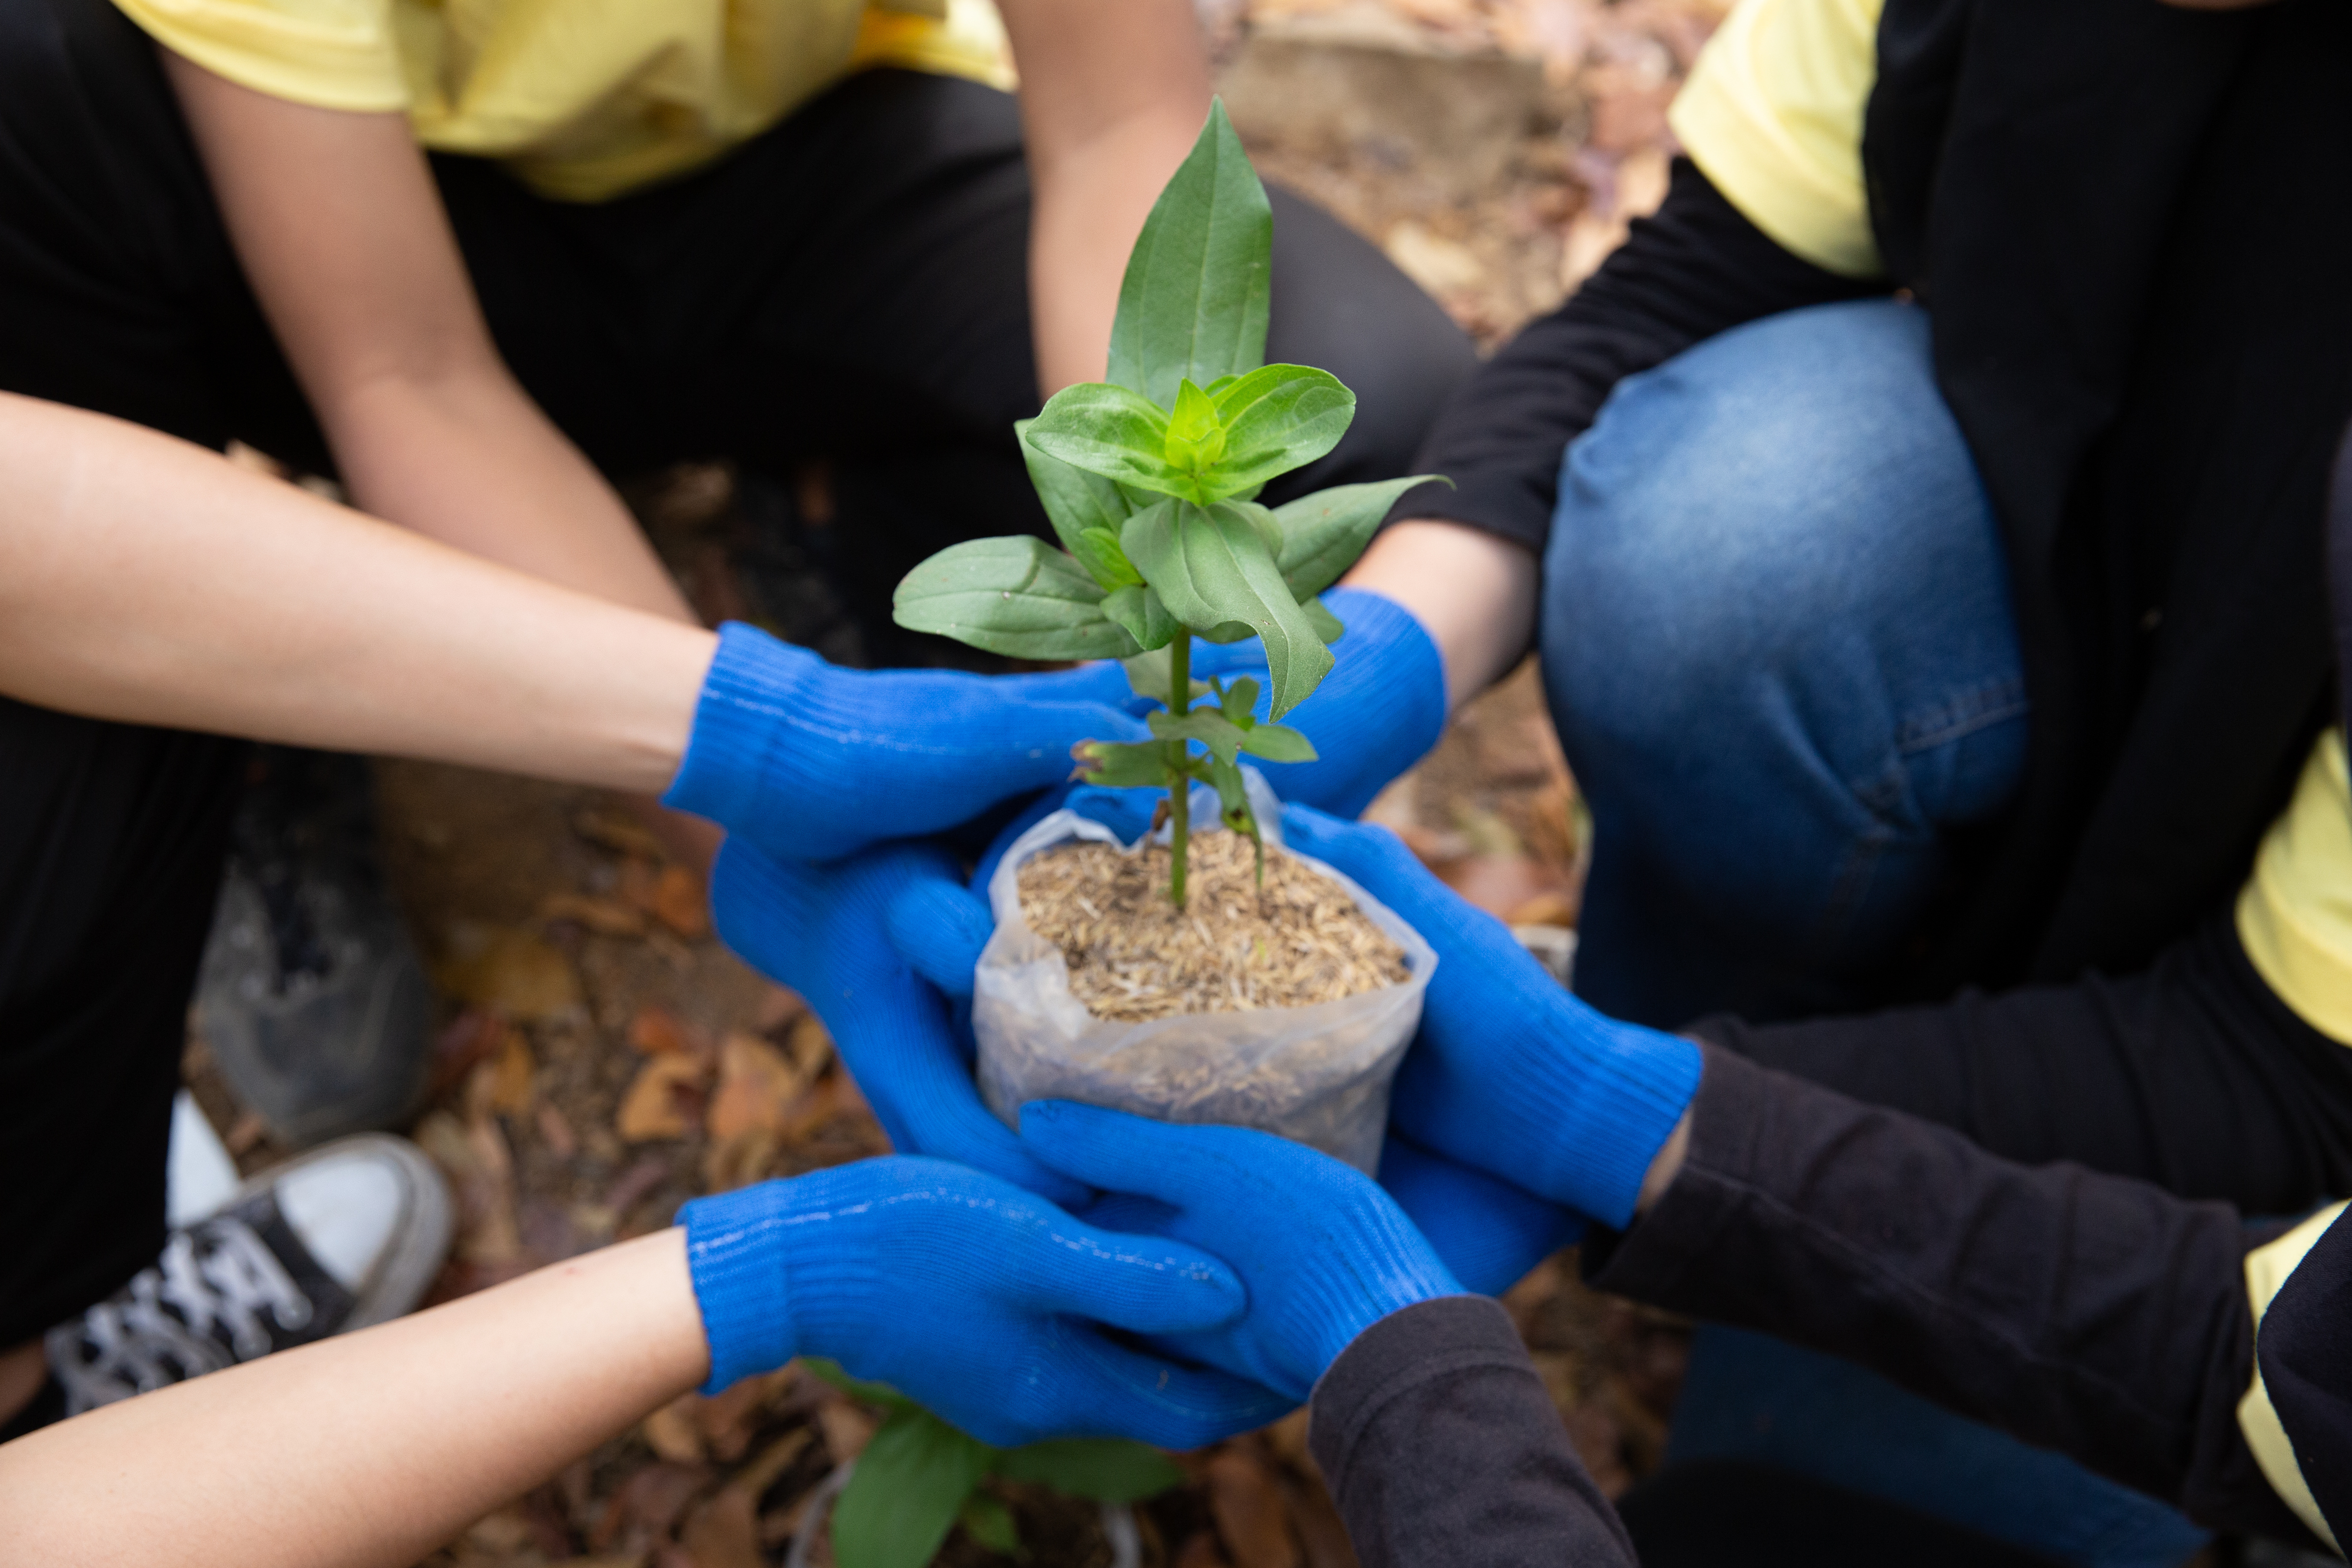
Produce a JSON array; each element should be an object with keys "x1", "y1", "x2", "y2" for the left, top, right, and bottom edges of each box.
[{"x1": 1167, "y1": 634, "x2": 1191, "y2": 909}]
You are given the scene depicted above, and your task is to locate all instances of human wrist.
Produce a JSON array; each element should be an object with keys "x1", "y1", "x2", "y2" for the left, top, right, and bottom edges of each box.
[
  {"x1": 661, "y1": 622, "x2": 818, "y2": 831},
  {"x1": 1341, "y1": 520, "x2": 1537, "y2": 707},
  {"x1": 1509, "y1": 1001, "x2": 1704, "y2": 1228},
  {"x1": 678, "y1": 1179, "x2": 807, "y2": 1393}
]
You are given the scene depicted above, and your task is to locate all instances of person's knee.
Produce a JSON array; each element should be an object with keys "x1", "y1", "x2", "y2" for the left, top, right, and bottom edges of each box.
[{"x1": 1540, "y1": 300, "x2": 1988, "y2": 771}]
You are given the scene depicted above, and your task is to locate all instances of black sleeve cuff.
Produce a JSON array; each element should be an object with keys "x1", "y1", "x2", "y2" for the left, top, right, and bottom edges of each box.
[{"x1": 1308, "y1": 1296, "x2": 1637, "y2": 1568}]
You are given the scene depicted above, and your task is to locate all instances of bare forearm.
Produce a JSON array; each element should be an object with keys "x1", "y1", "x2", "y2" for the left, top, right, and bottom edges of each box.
[
  {"x1": 323, "y1": 368, "x2": 695, "y2": 622},
  {"x1": 1003, "y1": 0, "x2": 1210, "y2": 394},
  {"x1": 1344, "y1": 520, "x2": 1540, "y2": 707},
  {"x1": 0, "y1": 1230, "x2": 705, "y2": 1568},
  {"x1": 0, "y1": 395, "x2": 713, "y2": 793}
]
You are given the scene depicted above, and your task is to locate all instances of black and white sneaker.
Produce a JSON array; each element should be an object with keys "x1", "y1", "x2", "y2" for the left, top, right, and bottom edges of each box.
[
  {"x1": 196, "y1": 747, "x2": 434, "y2": 1147},
  {"x1": 43, "y1": 1134, "x2": 452, "y2": 1417}
]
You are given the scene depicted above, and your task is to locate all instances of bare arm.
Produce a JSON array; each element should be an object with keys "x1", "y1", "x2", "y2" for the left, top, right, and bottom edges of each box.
[
  {"x1": 164, "y1": 55, "x2": 691, "y2": 625},
  {"x1": 0, "y1": 1230, "x2": 705, "y2": 1568},
  {"x1": 998, "y1": 0, "x2": 1213, "y2": 394},
  {"x1": 1344, "y1": 520, "x2": 1540, "y2": 708},
  {"x1": 0, "y1": 393, "x2": 712, "y2": 793}
]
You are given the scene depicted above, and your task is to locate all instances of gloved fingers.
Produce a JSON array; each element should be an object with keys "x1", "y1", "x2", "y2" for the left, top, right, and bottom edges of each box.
[
  {"x1": 1378, "y1": 1134, "x2": 1586, "y2": 1297},
  {"x1": 993, "y1": 660, "x2": 1145, "y2": 711},
  {"x1": 1277, "y1": 805, "x2": 1433, "y2": 897},
  {"x1": 1058, "y1": 1332, "x2": 1298, "y2": 1449},
  {"x1": 1000, "y1": 1212, "x2": 1248, "y2": 1335},
  {"x1": 885, "y1": 879, "x2": 993, "y2": 1000},
  {"x1": 1017, "y1": 1101, "x2": 1274, "y2": 1213},
  {"x1": 1069, "y1": 1190, "x2": 1182, "y2": 1237}
]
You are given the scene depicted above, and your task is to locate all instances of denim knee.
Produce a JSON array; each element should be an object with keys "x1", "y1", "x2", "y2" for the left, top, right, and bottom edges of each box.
[{"x1": 1540, "y1": 299, "x2": 2024, "y2": 836}]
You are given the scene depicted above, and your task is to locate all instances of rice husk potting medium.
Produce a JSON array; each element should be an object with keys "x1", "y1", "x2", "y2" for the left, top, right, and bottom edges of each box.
[
  {"x1": 972, "y1": 773, "x2": 1435, "y2": 1173},
  {"x1": 1016, "y1": 831, "x2": 1409, "y2": 1022}
]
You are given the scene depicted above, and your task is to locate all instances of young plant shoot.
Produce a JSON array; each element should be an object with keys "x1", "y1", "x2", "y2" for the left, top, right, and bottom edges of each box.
[
  {"x1": 808, "y1": 1360, "x2": 1183, "y2": 1568},
  {"x1": 891, "y1": 101, "x2": 1443, "y2": 907}
]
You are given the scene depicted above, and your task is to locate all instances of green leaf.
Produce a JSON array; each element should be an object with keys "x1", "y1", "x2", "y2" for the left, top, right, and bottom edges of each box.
[
  {"x1": 1075, "y1": 739, "x2": 1174, "y2": 789},
  {"x1": 1164, "y1": 377, "x2": 1229, "y2": 473},
  {"x1": 1121, "y1": 649, "x2": 1210, "y2": 709},
  {"x1": 1217, "y1": 675, "x2": 1261, "y2": 724},
  {"x1": 1017, "y1": 418, "x2": 1134, "y2": 556},
  {"x1": 1026, "y1": 384, "x2": 1186, "y2": 495},
  {"x1": 1124, "y1": 501, "x2": 1335, "y2": 718},
  {"x1": 1102, "y1": 584, "x2": 1179, "y2": 652},
  {"x1": 1303, "y1": 595, "x2": 1345, "y2": 643},
  {"x1": 892, "y1": 536, "x2": 1140, "y2": 661},
  {"x1": 1074, "y1": 526, "x2": 1144, "y2": 590},
  {"x1": 1237, "y1": 722, "x2": 1318, "y2": 763},
  {"x1": 1149, "y1": 708, "x2": 1249, "y2": 766},
  {"x1": 959, "y1": 1492, "x2": 1022, "y2": 1558},
  {"x1": 1272, "y1": 475, "x2": 1452, "y2": 599},
  {"x1": 1106, "y1": 100, "x2": 1272, "y2": 408},
  {"x1": 800, "y1": 1358, "x2": 915, "y2": 1411},
  {"x1": 1188, "y1": 365, "x2": 1355, "y2": 502},
  {"x1": 992, "y1": 1438, "x2": 1187, "y2": 1503},
  {"x1": 832, "y1": 1407, "x2": 994, "y2": 1568}
]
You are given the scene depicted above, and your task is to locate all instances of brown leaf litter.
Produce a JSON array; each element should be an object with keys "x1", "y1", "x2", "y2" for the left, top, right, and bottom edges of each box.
[{"x1": 1017, "y1": 833, "x2": 1408, "y2": 1023}]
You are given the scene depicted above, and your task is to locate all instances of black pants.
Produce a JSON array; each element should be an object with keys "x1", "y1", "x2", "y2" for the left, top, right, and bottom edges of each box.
[{"x1": 0, "y1": 0, "x2": 1475, "y2": 1338}]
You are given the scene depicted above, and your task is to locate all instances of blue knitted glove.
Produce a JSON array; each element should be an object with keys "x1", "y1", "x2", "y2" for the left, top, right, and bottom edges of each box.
[
  {"x1": 665, "y1": 622, "x2": 1150, "y2": 861},
  {"x1": 1377, "y1": 1134, "x2": 1586, "y2": 1297},
  {"x1": 680, "y1": 1157, "x2": 1288, "y2": 1447},
  {"x1": 1186, "y1": 587, "x2": 1446, "y2": 818},
  {"x1": 1280, "y1": 805, "x2": 1702, "y2": 1229},
  {"x1": 1020, "y1": 1102, "x2": 1465, "y2": 1403},
  {"x1": 708, "y1": 836, "x2": 1089, "y2": 1207}
]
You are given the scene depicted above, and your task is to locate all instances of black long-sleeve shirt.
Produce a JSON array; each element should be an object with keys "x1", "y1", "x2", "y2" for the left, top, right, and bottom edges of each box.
[{"x1": 1308, "y1": 1047, "x2": 2331, "y2": 1566}]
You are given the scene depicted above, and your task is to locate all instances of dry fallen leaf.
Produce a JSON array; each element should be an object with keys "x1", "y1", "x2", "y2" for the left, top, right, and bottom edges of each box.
[
  {"x1": 815, "y1": 1400, "x2": 877, "y2": 1464},
  {"x1": 1207, "y1": 1449, "x2": 1301, "y2": 1568},
  {"x1": 1384, "y1": 220, "x2": 1486, "y2": 296},
  {"x1": 652, "y1": 864, "x2": 711, "y2": 940},
  {"x1": 630, "y1": 1005, "x2": 709, "y2": 1060},
  {"x1": 617, "y1": 1053, "x2": 711, "y2": 1143},
  {"x1": 436, "y1": 926, "x2": 582, "y2": 1021},
  {"x1": 539, "y1": 890, "x2": 649, "y2": 937},
  {"x1": 536, "y1": 1100, "x2": 579, "y2": 1159},
  {"x1": 475, "y1": 1030, "x2": 536, "y2": 1118},
  {"x1": 707, "y1": 1032, "x2": 814, "y2": 1144},
  {"x1": 643, "y1": 1395, "x2": 707, "y2": 1466},
  {"x1": 415, "y1": 1110, "x2": 522, "y2": 1266},
  {"x1": 680, "y1": 1487, "x2": 763, "y2": 1568},
  {"x1": 575, "y1": 806, "x2": 670, "y2": 861}
]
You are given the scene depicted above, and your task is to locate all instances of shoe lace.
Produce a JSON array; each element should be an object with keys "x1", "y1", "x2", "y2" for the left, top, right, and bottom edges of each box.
[{"x1": 47, "y1": 1212, "x2": 316, "y2": 1414}]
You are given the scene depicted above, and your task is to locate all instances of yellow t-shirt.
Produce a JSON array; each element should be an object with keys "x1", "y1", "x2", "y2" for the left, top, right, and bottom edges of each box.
[
  {"x1": 2238, "y1": 730, "x2": 2352, "y2": 1044},
  {"x1": 113, "y1": 0, "x2": 1015, "y2": 201},
  {"x1": 1666, "y1": 0, "x2": 1886, "y2": 279}
]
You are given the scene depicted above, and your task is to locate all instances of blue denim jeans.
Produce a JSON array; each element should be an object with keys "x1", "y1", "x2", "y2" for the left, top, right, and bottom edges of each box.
[{"x1": 1540, "y1": 300, "x2": 2205, "y2": 1567}]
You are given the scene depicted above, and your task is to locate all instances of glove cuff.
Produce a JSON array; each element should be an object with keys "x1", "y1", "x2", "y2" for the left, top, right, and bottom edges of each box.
[
  {"x1": 1519, "y1": 1011, "x2": 1703, "y2": 1230},
  {"x1": 1320, "y1": 586, "x2": 1446, "y2": 763},
  {"x1": 663, "y1": 622, "x2": 818, "y2": 829},
  {"x1": 680, "y1": 1180, "x2": 805, "y2": 1393}
]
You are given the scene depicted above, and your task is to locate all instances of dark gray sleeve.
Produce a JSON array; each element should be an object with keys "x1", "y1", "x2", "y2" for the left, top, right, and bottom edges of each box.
[
  {"x1": 1307, "y1": 1295, "x2": 1635, "y2": 1568},
  {"x1": 1585, "y1": 1046, "x2": 2321, "y2": 1546}
]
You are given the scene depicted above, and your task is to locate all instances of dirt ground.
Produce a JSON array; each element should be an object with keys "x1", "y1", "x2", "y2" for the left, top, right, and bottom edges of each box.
[{"x1": 178, "y1": 3, "x2": 1723, "y2": 1562}]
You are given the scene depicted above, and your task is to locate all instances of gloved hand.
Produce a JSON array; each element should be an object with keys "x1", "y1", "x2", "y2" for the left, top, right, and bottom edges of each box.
[
  {"x1": 1280, "y1": 805, "x2": 1702, "y2": 1229},
  {"x1": 1186, "y1": 586, "x2": 1447, "y2": 818},
  {"x1": 1020, "y1": 1102, "x2": 1465, "y2": 1403},
  {"x1": 707, "y1": 834, "x2": 1090, "y2": 1207},
  {"x1": 1378, "y1": 1134, "x2": 1585, "y2": 1297},
  {"x1": 664, "y1": 622, "x2": 1150, "y2": 862},
  {"x1": 680, "y1": 1157, "x2": 1288, "y2": 1447}
]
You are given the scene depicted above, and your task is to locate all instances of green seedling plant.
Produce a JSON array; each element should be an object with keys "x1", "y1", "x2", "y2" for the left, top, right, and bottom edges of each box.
[
  {"x1": 808, "y1": 1360, "x2": 1183, "y2": 1568},
  {"x1": 893, "y1": 100, "x2": 1445, "y2": 906}
]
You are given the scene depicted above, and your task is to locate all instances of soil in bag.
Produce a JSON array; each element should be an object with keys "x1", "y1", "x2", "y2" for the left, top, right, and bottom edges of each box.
[{"x1": 1018, "y1": 833, "x2": 1409, "y2": 1023}]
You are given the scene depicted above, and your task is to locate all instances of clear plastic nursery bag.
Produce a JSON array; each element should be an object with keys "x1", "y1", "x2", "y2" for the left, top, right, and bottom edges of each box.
[{"x1": 972, "y1": 773, "x2": 1435, "y2": 1175}]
